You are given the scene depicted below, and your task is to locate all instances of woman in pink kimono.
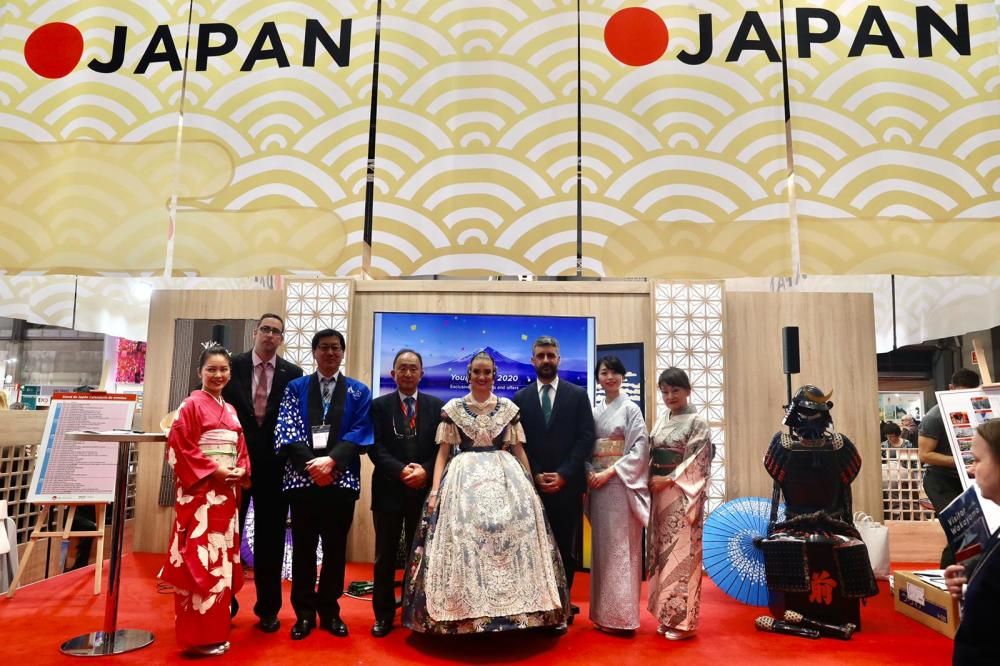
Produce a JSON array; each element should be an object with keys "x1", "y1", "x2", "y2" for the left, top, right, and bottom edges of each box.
[
  {"x1": 159, "y1": 345, "x2": 250, "y2": 656},
  {"x1": 647, "y1": 367, "x2": 712, "y2": 640}
]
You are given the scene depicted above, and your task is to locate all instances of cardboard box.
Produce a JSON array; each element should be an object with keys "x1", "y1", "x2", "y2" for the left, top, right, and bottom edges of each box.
[{"x1": 893, "y1": 570, "x2": 960, "y2": 639}]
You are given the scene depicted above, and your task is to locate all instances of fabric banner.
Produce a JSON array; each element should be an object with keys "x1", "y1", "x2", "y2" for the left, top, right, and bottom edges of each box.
[
  {"x1": 1, "y1": 2, "x2": 999, "y2": 278},
  {"x1": 371, "y1": 2, "x2": 577, "y2": 276},
  {"x1": 787, "y1": 0, "x2": 1000, "y2": 274},
  {"x1": 0, "y1": 0, "x2": 186, "y2": 273},
  {"x1": 585, "y1": 0, "x2": 792, "y2": 278},
  {"x1": 172, "y1": 1, "x2": 374, "y2": 276}
]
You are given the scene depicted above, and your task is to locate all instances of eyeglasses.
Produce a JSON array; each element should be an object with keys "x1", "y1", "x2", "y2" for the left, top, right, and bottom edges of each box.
[
  {"x1": 257, "y1": 326, "x2": 283, "y2": 336},
  {"x1": 392, "y1": 420, "x2": 416, "y2": 439},
  {"x1": 316, "y1": 344, "x2": 343, "y2": 353}
]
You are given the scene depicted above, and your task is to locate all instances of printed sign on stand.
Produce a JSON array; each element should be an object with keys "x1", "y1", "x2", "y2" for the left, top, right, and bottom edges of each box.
[{"x1": 27, "y1": 394, "x2": 137, "y2": 504}]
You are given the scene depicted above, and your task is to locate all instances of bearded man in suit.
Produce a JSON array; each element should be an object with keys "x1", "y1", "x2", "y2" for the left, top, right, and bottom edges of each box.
[{"x1": 513, "y1": 335, "x2": 595, "y2": 633}]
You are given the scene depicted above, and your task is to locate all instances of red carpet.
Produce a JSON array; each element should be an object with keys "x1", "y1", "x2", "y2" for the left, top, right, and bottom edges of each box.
[{"x1": 0, "y1": 555, "x2": 952, "y2": 664}]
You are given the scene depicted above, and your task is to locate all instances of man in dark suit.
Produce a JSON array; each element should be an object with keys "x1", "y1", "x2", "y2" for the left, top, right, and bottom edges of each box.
[
  {"x1": 513, "y1": 335, "x2": 595, "y2": 633},
  {"x1": 368, "y1": 348, "x2": 443, "y2": 637},
  {"x1": 222, "y1": 313, "x2": 303, "y2": 633}
]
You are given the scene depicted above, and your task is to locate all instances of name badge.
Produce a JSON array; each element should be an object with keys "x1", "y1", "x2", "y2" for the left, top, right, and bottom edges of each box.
[{"x1": 311, "y1": 425, "x2": 330, "y2": 450}]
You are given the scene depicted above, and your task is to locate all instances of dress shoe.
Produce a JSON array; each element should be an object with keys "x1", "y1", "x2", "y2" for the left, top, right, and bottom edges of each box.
[
  {"x1": 187, "y1": 641, "x2": 230, "y2": 656},
  {"x1": 290, "y1": 619, "x2": 314, "y2": 640},
  {"x1": 257, "y1": 616, "x2": 280, "y2": 633},
  {"x1": 320, "y1": 616, "x2": 349, "y2": 637},
  {"x1": 371, "y1": 619, "x2": 393, "y2": 638},
  {"x1": 549, "y1": 622, "x2": 568, "y2": 636}
]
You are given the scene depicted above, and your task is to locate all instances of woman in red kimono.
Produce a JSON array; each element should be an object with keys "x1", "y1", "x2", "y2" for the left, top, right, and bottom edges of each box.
[{"x1": 159, "y1": 344, "x2": 250, "y2": 655}]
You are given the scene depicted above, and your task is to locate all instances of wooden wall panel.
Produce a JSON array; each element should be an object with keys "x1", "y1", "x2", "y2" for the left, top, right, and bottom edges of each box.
[
  {"x1": 135, "y1": 289, "x2": 284, "y2": 552},
  {"x1": 135, "y1": 281, "x2": 653, "y2": 561},
  {"x1": 724, "y1": 292, "x2": 882, "y2": 520},
  {"x1": 344, "y1": 280, "x2": 653, "y2": 562}
]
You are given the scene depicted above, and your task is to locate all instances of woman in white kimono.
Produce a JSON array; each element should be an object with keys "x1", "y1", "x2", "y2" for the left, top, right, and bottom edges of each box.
[
  {"x1": 647, "y1": 367, "x2": 712, "y2": 640},
  {"x1": 587, "y1": 355, "x2": 649, "y2": 633}
]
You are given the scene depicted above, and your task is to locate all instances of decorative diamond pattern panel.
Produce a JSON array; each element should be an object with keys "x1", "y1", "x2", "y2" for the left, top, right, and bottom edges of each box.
[
  {"x1": 284, "y1": 280, "x2": 353, "y2": 375},
  {"x1": 654, "y1": 281, "x2": 726, "y2": 512}
]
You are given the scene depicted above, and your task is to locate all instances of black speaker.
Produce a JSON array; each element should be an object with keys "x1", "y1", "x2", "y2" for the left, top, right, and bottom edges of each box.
[
  {"x1": 782, "y1": 326, "x2": 800, "y2": 375},
  {"x1": 211, "y1": 323, "x2": 230, "y2": 350}
]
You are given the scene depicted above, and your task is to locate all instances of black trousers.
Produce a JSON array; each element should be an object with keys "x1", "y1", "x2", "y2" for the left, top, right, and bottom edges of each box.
[
  {"x1": 923, "y1": 468, "x2": 963, "y2": 567},
  {"x1": 540, "y1": 490, "x2": 583, "y2": 591},
  {"x1": 289, "y1": 487, "x2": 356, "y2": 622},
  {"x1": 246, "y1": 476, "x2": 290, "y2": 620},
  {"x1": 371, "y1": 502, "x2": 423, "y2": 622}
]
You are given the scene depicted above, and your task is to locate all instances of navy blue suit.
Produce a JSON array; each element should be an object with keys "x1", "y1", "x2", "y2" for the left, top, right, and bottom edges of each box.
[{"x1": 513, "y1": 379, "x2": 594, "y2": 590}]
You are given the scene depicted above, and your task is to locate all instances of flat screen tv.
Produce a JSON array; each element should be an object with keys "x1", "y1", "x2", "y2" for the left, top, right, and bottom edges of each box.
[{"x1": 372, "y1": 312, "x2": 596, "y2": 403}]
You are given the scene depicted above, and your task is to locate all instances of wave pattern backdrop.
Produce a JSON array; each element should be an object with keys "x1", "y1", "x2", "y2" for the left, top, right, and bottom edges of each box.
[
  {"x1": 586, "y1": 0, "x2": 793, "y2": 278},
  {"x1": 787, "y1": 0, "x2": 1000, "y2": 274},
  {"x1": 172, "y1": 0, "x2": 373, "y2": 276},
  {"x1": 1, "y1": 0, "x2": 999, "y2": 278},
  {"x1": 0, "y1": 0, "x2": 194, "y2": 274},
  {"x1": 370, "y1": 1, "x2": 579, "y2": 277}
]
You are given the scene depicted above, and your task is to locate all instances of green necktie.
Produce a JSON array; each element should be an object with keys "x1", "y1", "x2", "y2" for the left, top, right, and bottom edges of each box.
[{"x1": 541, "y1": 384, "x2": 553, "y2": 425}]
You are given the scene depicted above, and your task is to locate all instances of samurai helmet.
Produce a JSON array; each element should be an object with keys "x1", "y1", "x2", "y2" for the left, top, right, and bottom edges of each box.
[{"x1": 783, "y1": 385, "x2": 834, "y2": 436}]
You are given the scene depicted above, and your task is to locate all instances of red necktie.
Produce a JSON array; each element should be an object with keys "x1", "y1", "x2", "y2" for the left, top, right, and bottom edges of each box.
[{"x1": 254, "y1": 363, "x2": 269, "y2": 425}]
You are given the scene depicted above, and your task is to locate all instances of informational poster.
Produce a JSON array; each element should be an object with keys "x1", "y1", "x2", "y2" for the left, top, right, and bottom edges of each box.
[
  {"x1": 27, "y1": 394, "x2": 137, "y2": 504},
  {"x1": 936, "y1": 387, "x2": 1000, "y2": 531},
  {"x1": 879, "y1": 391, "x2": 924, "y2": 424}
]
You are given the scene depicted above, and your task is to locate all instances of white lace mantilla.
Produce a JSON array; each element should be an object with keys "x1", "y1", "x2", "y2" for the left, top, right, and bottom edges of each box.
[{"x1": 440, "y1": 395, "x2": 520, "y2": 448}]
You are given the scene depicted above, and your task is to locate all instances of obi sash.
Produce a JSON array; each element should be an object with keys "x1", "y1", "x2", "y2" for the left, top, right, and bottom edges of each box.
[
  {"x1": 591, "y1": 437, "x2": 626, "y2": 471},
  {"x1": 650, "y1": 447, "x2": 684, "y2": 476},
  {"x1": 199, "y1": 429, "x2": 238, "y2": 467}
]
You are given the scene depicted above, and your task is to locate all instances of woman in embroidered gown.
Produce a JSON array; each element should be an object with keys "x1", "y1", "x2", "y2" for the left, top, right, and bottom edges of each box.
[
  {"x1": 647, "y1": 367, "x2": 712, "y2": 641},
  {"x1": 587, "y1": 355, "x2": 649, "y2": 633},
  {"x1": 159, "y1": 345, "x2": 250, "y2": 656},
  {"x1": 402, "y1": 351, "x2": 569, "y2": 634}
]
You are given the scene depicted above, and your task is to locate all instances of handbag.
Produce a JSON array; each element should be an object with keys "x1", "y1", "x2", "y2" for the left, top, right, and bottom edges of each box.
[{"x1": 853, "y1": 512, "x2": 891, "y2": 579}]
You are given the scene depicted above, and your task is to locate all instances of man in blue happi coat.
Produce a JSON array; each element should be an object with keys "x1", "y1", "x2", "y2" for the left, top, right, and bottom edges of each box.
[{"x1": 275, "y1": 328, "x2": 373, "y2": 640}]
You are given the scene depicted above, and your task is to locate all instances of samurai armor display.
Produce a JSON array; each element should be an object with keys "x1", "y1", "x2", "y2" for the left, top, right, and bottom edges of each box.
[{"x1": 760, "y1": 536, "x2": 810, "y2": 592}]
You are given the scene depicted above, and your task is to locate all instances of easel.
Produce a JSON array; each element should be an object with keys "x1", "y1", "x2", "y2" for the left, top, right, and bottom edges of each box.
[
  {"x1": 6, "y1": 502, "x2": 107, "y2": 598},
  {"x1": 973, "y1": 338, "x2": 995, "y2": 387}
]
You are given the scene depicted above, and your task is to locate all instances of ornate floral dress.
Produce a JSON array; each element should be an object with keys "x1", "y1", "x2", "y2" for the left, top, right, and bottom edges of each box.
[
  {"x1": 587, "y1": 395, "x2": 649, "y2": 630},
  {"x1": 646, "y1": 404, "x2": 712, "y2": 632},
  {"x1": 158, "y1": 389, "x2": 249, "y2": 648},
  {"x1": 402, "y1": 394, "x2": 569, "y2": 634}
]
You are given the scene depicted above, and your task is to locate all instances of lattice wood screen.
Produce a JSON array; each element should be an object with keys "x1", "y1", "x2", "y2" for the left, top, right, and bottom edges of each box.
[
  {"x1": 882, "y1": 447, "x2": 935, "y2": 521},
  {"x1": 653, "y1": 281, "x2": 726, "y2": 513},
  {"x1": 284, "y1": 280, "x2": 354, "y2": 375}
]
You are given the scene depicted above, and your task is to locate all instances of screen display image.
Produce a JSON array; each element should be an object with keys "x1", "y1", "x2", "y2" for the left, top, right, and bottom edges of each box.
[{"x1": 372, "y1": 312, "x2": 596, "y2": 402}]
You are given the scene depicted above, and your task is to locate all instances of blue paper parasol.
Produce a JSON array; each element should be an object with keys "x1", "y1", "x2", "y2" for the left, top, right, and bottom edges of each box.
[{"x1": 703, "y1": 496, "x2": 785, "y2": 607}]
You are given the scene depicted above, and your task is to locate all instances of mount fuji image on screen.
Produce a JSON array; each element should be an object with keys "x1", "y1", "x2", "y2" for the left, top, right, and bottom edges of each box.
[
  {"x1": 373, "y1": 313, "x2": 593, "y2": 401},
  {"x1": 419, "y1": 346, "x2": 587, "y2": 400}
]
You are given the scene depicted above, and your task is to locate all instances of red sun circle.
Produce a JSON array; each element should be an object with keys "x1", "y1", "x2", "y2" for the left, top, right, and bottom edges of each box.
[
  {"x1": 24, "y1": 22, "x2": 84, "y2": 79},
  {"x1": 604, "y1": 7, "x2": 669, "y2": 67}
]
